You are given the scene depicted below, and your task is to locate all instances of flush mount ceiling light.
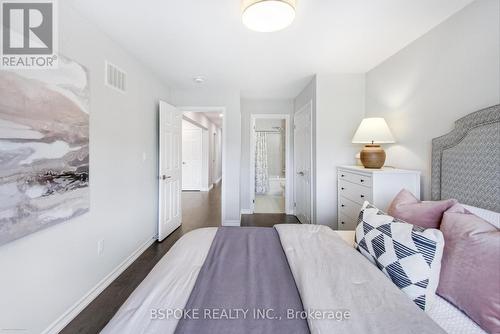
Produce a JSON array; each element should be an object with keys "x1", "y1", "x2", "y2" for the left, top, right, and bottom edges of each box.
[
  {"x1": 242, "y1": 0, "x2": 296, "y2": 32},
  {"x1": 193, "y1": 76, "x2": 205, "y2": 84}
]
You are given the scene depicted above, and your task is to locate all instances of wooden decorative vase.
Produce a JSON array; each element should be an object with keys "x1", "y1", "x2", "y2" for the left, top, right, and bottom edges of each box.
[{"x1": 360, "y1": 144, "x2": 386, "y2": 169}]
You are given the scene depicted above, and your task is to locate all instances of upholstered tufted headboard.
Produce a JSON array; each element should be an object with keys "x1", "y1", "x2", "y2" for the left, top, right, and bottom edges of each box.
[{"x1": 431, "y1": 104, "x2": 500, "y2": 212}]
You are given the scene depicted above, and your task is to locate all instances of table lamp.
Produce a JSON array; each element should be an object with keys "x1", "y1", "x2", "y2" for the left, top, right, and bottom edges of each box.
[{"x1": 352, "y1": 118, "x2": 395, "y2": 169}]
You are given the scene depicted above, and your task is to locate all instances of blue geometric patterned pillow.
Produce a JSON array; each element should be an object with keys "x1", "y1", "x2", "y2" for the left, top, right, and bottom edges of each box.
[{"x1": 355, "y1": 201, "x2": 445, "y2": 311}]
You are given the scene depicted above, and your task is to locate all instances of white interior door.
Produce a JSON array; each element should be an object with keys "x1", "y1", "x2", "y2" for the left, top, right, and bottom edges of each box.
[
  {"x1": 158, "y1": 101, "x2": 182, "y2": 241},
  {"x1": 294, "y1": 102, "x2": 312, "y2": 224},
  {"x1": 182, "y1": 124, "x2": 203, "y2": 190},
  {"x1": 211, "y1": 132, "x2": 216, "y2": 184}
]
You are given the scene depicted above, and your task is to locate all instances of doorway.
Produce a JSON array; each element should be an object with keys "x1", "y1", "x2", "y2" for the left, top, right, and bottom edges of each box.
[
  {"x1": 158, "y1": 104, "x2": 225, "y2": 241},
  {"x1": 250, "y1": 114, "x2": 292, "y2": 214},
  {"x1": 180, "y1": 109, "x2": 224, "y2": 227}
]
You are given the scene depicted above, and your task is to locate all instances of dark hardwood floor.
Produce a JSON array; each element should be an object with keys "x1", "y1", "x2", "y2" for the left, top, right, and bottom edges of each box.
[
  {"x1": 61, "y1": 183, "x2": 299, "y2": 333},
  {"x1": 241, "y1": 213, "x2": 300, "y2": 227}
]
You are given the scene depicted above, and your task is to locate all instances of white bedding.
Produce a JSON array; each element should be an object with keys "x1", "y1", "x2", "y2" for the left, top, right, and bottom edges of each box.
[
  {"x1": 463, "y1": 204, "x2": 500, "y2": 228},
  {"x1": 102, "y1": 228, "x2": 217, "y2": 334},
  {"x1": 275, "y1": 224, "x2": 445, "y2": 334},
  {"x1": 428, "y1": 296, "x2": 486, "y2": 334},
  {"x1": 103, "y1": 226, "x2": 485, "y2": 334}
]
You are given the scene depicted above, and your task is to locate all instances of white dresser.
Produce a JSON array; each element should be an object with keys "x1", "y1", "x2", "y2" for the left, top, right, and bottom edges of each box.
[{"x1": 337, "y1": 166, "x2": 421, "y2": 230}]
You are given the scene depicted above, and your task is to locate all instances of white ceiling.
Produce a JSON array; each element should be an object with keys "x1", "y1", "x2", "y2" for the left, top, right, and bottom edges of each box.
[{"x1": 69, "y1": 0, "x2": 473, "y2": 99}]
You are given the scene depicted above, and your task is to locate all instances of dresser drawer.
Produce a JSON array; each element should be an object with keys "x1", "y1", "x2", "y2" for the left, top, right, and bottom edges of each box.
[
  {"x1": 338, "y1": 196, "x2": 363, "y2": 220},
  {"x1": 338, "y1": 170, "x2": 372, "y2": 187},
  {"x1": 338, "y1": 213, "x2": 358, "y2": 230},
  {"x1": 339, "y1": 180, "x2": 373, "y2": 205}
]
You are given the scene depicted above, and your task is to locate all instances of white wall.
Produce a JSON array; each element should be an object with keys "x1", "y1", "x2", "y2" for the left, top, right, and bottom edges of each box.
[
  {"x1": 240, "y1": 99, "x2": 294, "y2": 212},
  {"x1": 173, "y1": 89, "x2": 241, "y2": 225},
  {"x1": 0, "y1": 2, "x2": 173, "y2": 333},
  {"x1": 365, "y1": 0, "x2": 500, "y2": 200},
  {"x1": 315, "y1": 74, "x2": 365, "y2": 227}
]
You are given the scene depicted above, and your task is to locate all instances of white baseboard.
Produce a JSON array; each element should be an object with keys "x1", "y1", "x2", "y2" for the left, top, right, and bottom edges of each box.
[
  {"x1": 223, "y1": 220, "x2": 240, "y2": 226},
  {"x1": 240, "y1": 209, "x2": 253, "y2": 215},
  {"x1": 42, "y1": 236, "x2": 156, "y2": 334}
]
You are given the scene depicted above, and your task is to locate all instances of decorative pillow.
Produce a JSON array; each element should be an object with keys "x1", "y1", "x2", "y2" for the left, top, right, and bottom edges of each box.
[
  {"x1": 355, "y1": 201, "x2": 444, "y2": 311},
  {"x1": 387, "y1": 189, "x2": 457, "y2": 229},
  {"x1": 437, "y1": 204, "x2": 500, "y2": 334}
]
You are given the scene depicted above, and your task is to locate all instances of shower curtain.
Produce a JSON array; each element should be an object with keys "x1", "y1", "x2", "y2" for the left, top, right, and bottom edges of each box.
[{"x1": 255, "y1": 132, "x2": 269, "y2": 194}]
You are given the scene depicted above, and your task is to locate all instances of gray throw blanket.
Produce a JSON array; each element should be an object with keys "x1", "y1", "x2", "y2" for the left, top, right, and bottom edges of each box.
[{"x1": 174, "y1": 227, "x2": 310, "y2": 334}]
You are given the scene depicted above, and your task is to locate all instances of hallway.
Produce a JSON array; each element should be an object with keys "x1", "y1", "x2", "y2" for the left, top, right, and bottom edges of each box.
[{"x1": 181, "y1": 182, "x2": 222, "y2": 233}]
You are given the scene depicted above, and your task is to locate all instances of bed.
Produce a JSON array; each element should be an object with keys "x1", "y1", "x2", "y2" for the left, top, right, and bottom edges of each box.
[{"x1": 102, "y1": 105, "x2": 499, "y2": 334}]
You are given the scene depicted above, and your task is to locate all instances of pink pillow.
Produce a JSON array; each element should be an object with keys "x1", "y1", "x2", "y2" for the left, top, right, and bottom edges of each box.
[
  {"x1": 437, "y1": 204, "x2": 500, "y2": 334},
  {"x1": 387, "y1": 189, "x2": 457, "y2": 228}
]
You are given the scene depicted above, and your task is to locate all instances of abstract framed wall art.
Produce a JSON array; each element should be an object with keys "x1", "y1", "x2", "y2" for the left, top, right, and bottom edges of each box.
[{"x1": 0, "y1": 56, "x2": 90, "y2": 246}]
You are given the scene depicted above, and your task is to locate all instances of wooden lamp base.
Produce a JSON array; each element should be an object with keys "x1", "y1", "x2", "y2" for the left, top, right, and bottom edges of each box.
[{"x1": 360, "y1": 144, "x2": 386, "y2": 169}]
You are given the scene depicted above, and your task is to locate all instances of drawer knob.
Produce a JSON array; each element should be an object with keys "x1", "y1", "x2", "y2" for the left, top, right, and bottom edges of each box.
[
  {"x1": 341, "y1": 187, "x2": 345, "y2": 190},
  {"x1": 360, "y1": 195, "x2": 365, "y2": 198},
  {"x1": 341, "y1": 204, "x2": 345, "y2": 207},
  {"x1": 341, "y1": 221, "x2": 345, "y2": 224},
  {"x1": 360, "y1": 179, "x2": 364, "y2": 183},
  {"x1": 341, "y1": 174, "x2": 345, "y2": 177}
]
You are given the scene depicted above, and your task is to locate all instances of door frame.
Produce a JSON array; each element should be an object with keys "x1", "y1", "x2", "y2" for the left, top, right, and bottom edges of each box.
[
  {"x1": 249, "y1": 114, "x2": 293, "y2": 214},
  {"x1": 293, "y1": 101, "x2": 314, "y2": 223},
  {"x1": 178, "y1": 106, "x2": 225, "y2": 225}
]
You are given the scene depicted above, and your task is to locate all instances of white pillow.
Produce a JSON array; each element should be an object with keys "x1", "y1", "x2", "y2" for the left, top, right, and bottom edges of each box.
[
  {"x1": 355, "y1": 201, "x2": 444, "y2": 311},
  {"x1": 462, "y1": 204, "x2": 500, "y2": 228}
]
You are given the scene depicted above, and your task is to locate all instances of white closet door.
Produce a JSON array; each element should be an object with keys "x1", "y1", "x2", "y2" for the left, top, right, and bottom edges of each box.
[
  {"x1": 158, "y1": 101, "x2": 182, "y2": 241},
  {"x1": 294, "y1": 102, "x2": 313, "y2": 224},
  {"x1": 182, "y1": 127, "x2": 203, "y2": 190}
]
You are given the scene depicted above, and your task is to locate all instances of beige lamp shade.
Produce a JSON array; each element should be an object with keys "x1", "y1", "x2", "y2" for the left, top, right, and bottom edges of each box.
[
  {"x1": 352, "y1": 118, "x2": 395, "y2": 144},
  {"x1": 241, "y1": 0, "x2": 296, "y2": 32}
]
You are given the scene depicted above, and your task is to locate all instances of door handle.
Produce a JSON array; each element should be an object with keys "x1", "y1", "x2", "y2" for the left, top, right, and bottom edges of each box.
[
  {"x1": 297, "y1": 171, "x2": 305, "y2": 176},
  {"x1": 161, "y1": 175, "x2": 172, "y2": 180}
]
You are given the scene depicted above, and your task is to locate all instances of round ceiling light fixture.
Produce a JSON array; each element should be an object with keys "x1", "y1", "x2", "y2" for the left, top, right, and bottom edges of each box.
[
  {"x1": 242, "y1": 0, "x2": 296, "y2": 32},
  {"x1": 193, "y1": 76, "x2": 205, "y2": 84}
]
